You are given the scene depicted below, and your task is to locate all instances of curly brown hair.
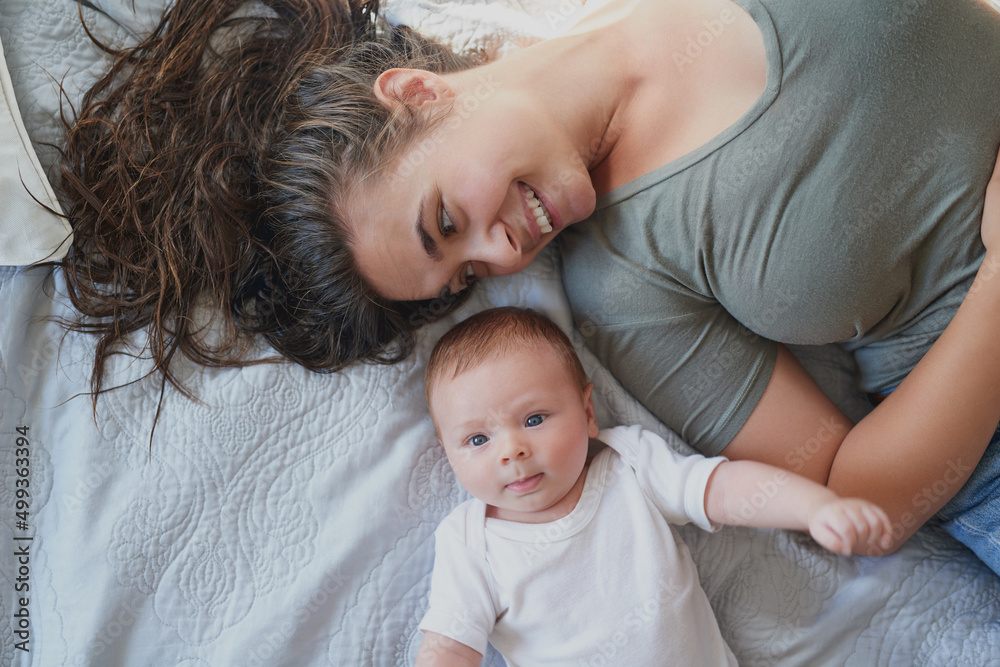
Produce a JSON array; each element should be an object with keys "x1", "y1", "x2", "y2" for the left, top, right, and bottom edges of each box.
[{"x1": 58, "y1": 0, "x2": 480, "y2": 404}]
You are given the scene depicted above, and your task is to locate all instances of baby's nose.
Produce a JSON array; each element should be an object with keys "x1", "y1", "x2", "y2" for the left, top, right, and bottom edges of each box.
[{"x1": 500, "y1": 439, "x2": 529, "y2": 462}]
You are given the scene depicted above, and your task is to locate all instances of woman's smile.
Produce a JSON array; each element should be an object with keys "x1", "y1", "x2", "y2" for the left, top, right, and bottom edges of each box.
[
  {"x1": 348, "y1": 165, "x2": 590, "y2": 300},
  {"x1": 518, "y1": 182, "x2": 557, "y2": 237}
]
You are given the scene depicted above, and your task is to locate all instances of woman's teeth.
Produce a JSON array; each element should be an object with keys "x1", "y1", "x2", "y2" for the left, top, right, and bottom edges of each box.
[{"x1": 524, "y1": 185, "x2": 553, "y2": 234}]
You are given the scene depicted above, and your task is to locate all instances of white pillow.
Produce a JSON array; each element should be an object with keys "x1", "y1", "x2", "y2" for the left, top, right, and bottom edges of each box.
[{"x1": 0, "y1": 33, "x2": 71, "y2": 266}]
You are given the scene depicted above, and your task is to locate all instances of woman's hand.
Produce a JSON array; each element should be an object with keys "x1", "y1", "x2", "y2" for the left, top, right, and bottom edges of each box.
[{"x1": 807, "y1": 498, "x2": 893, "y2": 556}]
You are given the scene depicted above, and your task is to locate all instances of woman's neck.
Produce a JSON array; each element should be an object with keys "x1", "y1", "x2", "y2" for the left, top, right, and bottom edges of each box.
[
  {"x1": 539, "y1": 0, "x2": 765, "y2": 194},
  {"x1": 444, "y1": 0, "x2": 764, "y2": 196},
  {"x1": 452, "y1": 4, "x2": 646, "y2": 182}
]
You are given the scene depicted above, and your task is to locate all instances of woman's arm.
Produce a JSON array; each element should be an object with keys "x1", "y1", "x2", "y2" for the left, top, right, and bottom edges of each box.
[
  {"x1": 723, "y1": 153, "x2": 1000, "y2": 556},
  {"x1": 415, "y1": 632, "x2": 483, "y2": 667}
]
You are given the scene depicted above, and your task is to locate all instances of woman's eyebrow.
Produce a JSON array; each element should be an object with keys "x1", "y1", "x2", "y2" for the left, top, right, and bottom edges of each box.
[{"x1": 416, "y1": 195, "x2": 443, "y2": 262}]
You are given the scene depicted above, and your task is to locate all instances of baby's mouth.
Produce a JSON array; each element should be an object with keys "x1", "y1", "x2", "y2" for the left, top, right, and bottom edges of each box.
[{"x1": 506, "y1": 473, "x2": 543, "y2": 494}]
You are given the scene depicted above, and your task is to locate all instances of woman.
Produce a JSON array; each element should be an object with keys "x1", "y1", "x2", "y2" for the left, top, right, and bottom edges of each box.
[{"x1": 61, "y1": 0, "x2": 1000, "y2": 570}]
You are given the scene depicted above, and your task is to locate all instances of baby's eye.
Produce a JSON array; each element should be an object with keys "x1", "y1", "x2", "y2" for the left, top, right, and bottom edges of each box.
[
  {"x1": 439, "y1": 206, "x2": 456, "y2": 236},
  {"x1": 525, "y1": 414, "x2": 545, "y2": 427},
  {"x1": 468, "y1": 434, "x2": 489, "y2": 447}
]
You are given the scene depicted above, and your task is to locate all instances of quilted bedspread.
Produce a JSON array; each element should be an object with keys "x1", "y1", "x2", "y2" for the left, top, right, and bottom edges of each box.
[{"x1": 2, "y1": 1, "x2": 1000, "y2": 666}]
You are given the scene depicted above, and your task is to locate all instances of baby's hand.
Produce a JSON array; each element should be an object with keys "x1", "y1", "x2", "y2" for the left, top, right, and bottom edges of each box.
[{"x1": 807, "y1": 498, "x2": 893, "y2": 556}]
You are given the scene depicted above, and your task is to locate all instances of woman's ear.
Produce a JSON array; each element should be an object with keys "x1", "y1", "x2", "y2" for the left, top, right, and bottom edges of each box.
[
  {"x1": 373, "y1": 68, "x2": 454, "y2": 112},
  {"x1": 582, "y1": 382, "x2": 600, "y2": 438}
]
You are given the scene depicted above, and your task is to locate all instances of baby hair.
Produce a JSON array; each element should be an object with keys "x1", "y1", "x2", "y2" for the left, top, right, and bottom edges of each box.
[{"x1": 425, "y1": 307, "x2": 589, "y2": 405}]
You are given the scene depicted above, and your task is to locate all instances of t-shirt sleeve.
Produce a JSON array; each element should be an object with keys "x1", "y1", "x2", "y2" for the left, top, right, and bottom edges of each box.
[
  {"x1": 601, "y1": 307, "x2": 775, "y2": 456},
  {"x1": 418, "y1": 508, "x2": 501, "y2": 656},
  {"x1": 599, "y1": 425, "x2": 726, "y2": 532},
  {"x1": 560, "y1": 232, "x2": 778, "y2": 457}
]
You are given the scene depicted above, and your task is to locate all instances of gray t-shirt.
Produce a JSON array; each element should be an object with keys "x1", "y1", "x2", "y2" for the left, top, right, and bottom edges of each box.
[{"x1": 560, "y1": 0, "x2": 1000, "y2": 456}]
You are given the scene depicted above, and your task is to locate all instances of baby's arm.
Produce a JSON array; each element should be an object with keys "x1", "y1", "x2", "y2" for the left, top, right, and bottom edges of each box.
[
  {"x1": 705, "y1": 459, "x2": 893, "y2": 555},
  {"x1": 416, "y1": 511, "x2": 495, "y2": 667},
  {"x1": 415, "y1": 632, "x2": 482, "y2": 667}
]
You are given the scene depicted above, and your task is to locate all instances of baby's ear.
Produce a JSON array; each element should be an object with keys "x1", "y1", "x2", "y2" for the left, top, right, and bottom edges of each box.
[{"x1": 373, "y1": 68, "x2": 454, "y2": 112}]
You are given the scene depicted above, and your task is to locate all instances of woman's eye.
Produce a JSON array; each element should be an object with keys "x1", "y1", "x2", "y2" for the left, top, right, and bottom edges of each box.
[
  {"x1": 439, "y1": 206, "x2": 456, "y2": 236},
  {"x1": 525, "y1": 414, "x2": 545, "y2": 427},
  {"x1": 468, "y1": 434, "x2": 489, "y2": 447}
]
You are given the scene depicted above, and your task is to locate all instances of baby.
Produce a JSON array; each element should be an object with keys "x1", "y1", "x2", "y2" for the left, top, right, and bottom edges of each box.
[{"x1": 416, "y1": 307, "x2": 893, "y2": 667}]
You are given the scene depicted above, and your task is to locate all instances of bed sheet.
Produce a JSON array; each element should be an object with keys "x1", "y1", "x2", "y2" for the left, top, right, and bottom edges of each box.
[{"x1": 2, "y1": 1, "x2": 1000, "y2": 666}]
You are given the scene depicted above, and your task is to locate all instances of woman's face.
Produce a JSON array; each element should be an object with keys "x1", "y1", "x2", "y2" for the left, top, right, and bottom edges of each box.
[{"x1": 346, "y1": 73, "x2": 598, "y2": 301}]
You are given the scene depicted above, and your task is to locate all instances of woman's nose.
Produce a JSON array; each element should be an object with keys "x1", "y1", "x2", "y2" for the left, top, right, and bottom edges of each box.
[{"x1": 475, "y1": 220, "x2": 522, "y2": 271}]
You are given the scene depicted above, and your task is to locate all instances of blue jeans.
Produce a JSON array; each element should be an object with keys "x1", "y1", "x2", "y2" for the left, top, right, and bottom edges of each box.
[{"x1": 936, "y1": 422, "x2": 1000, "y2": 575}]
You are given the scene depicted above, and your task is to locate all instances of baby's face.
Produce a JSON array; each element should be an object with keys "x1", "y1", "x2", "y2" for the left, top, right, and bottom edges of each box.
[{"x1": 429, "y1": 344, "x2": 599, "y2": 523}]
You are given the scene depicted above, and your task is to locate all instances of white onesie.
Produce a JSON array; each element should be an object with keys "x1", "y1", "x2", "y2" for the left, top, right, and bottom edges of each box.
[{"x1": 419, "y1": 424, "x2": 738, "y2": 666}]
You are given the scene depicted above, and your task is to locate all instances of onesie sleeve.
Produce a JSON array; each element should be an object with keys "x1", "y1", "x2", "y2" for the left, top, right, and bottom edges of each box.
[
  {"x1": 599, "y1": 425, "x2": 726, "y2": 532},
  {"x1": 418, "y1": 505, "x2": 501, "y2": 656}
]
